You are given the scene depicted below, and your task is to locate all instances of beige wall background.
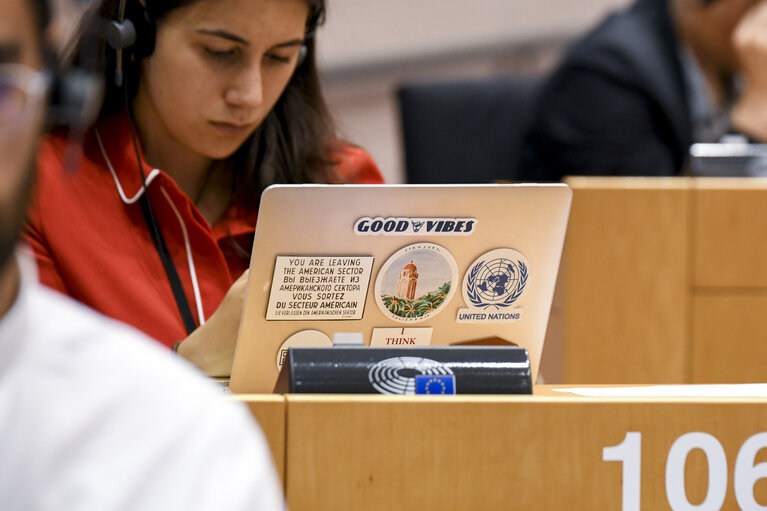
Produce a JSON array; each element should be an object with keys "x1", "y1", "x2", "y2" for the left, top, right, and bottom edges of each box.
[{"x1": 316, "y1": 0, "x2": 631, "y2": 183}]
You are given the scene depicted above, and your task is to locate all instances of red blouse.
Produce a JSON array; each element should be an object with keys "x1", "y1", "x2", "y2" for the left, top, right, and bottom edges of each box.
[{"x1": 25, "y1": 114, "x2": 385, "y2": 347}]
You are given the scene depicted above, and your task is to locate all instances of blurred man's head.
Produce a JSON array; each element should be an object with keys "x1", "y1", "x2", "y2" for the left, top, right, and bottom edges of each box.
[
  {"x1": 672, "y1": 0, "x2": 761, "y2": 75},
  {"x1": 0, "y1": 0, "x2": 50, "y2": 275}
]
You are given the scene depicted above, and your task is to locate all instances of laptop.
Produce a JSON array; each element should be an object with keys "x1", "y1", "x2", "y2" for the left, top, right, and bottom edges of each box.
[
  {"x1": 229, "y1": 184, "x2": 572, "y2": 393},
  {"x1": 690, "y1": 141, "x2": 767, "y2": 177}
]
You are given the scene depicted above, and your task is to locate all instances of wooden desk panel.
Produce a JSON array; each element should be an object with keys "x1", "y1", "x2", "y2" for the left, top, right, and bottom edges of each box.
[
  {"x1": 562, "y1": 178, "x2": 690, "y2": 383},
  {"x1": 284, "y1": 393, "x2": 767, "y2": 511},
  {"x1": 559, "y1": 177, "x2": 767, "y2": 384},
  {"x1": 692, "y1": 296, "x2": 767, "y2": 383},
  {"x1": 233, "y1": 395, "x2": 287, "y2": 485},
  {"x1": 694, "y1": 179, "x2": 767, "y2": 288}
]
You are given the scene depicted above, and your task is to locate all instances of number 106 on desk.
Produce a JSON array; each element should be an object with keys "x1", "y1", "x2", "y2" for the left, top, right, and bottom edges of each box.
[{"x1": 603, "y1": 431, "x2": 767, "y2": 510}]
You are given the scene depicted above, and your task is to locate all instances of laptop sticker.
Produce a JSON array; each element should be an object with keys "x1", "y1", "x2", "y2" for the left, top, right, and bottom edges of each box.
[
  {"x1": 370, "y1": 327, "x2": 433, "y2": 347},
  {"x1": 266, "y1": 256, "x2": 374, "y2": 321},
  {"x1": 374, "y1": 243, "x2": 458, "y2": 323},
  {"x1": 276, "y1": 329, "x2": 333, "y2": 371},
  {"x1": 456, "y1": 248, "x2": 530, "y2": 323},
  {"x1": 354, "y1": 217, "x2": 478, "y2": 236}
]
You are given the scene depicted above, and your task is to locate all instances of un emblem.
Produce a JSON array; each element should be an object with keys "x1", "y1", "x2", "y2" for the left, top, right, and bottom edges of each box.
[
  {"x1": 458, "y1": 248, "x2": 530, "y2": 323},
  {"x1": 467, "y1": 257, "x2": 528, "y2": 309}
]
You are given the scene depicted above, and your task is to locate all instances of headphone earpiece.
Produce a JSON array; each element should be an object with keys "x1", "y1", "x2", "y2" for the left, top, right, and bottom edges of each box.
[
  {"x1": 106, "y1": 18, "x2": 136, "y2": 87},
  {"x1": 106, "y1": 17, "x2": 137, "y2": 50},
  {"x1": 106, "y1": 0, "x2": 156, "y2": 87},
  {"x1": 47, "y1": 67, "x2": 104, "y2": 130},
  {"x1": 45, "y1": 63, "x2": 105, "y2": 174},
  {"x1": 297, "y1": 45, "x2": 308, "y2": 67},
  {"x1": 43, "y1": 42, "x2": 104, "y2": 132}
]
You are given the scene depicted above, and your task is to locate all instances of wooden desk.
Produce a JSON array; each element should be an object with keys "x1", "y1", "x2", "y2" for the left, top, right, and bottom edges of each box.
[
  {"x1": 232, "y1": 394, "x2": 286, "y2": 484},
  {"x1": 239, "y1": 388, "x2": 767, "y2": 510},
  {"x1": 556, "y1": 177, "x2": 767, "y2": 384}
]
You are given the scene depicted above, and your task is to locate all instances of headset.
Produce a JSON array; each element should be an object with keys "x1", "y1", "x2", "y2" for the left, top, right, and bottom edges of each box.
[
  {"x1": 46, "y1": 66, "x2": 103, "y2": 132},
  {"x1": 105, "y1": 0, "x2": 156, "y2": 87},
  {"x1": 45, "y1": 32, "x2": 105, "y2": 176}
]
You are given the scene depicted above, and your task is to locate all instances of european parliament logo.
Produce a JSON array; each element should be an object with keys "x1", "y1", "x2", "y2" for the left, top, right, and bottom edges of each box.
[
  {"x1": 367, "y1": 356, "x2": 454, "y2": 395},
  {"x1": 415, "y1": 375, "x2": 456, "y2": 395}
]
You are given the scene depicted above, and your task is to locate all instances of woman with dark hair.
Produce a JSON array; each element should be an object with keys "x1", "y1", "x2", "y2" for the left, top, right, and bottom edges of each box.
[{"x1": 25, "y1": 0, "x2": 384, "y2": 376}]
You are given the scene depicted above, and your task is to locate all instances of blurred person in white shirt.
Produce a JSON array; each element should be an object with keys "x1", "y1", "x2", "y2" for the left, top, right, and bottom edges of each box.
[{"x1": 0, "y1": 1, "x2": 285, "y2": 509}]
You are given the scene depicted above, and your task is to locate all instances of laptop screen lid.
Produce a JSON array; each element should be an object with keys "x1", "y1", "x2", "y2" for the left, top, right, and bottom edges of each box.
[{"x1": 229, "y1": 183, "x2": 571, "y2": 393}]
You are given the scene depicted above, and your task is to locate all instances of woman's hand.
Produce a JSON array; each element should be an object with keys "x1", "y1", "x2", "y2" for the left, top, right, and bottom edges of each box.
[
  {"x1": 732, "y1": 0, "x2": 767, "y2": 141},
  {"x1": 176, "y1": 270, "x2": 250, "y2": 377}
]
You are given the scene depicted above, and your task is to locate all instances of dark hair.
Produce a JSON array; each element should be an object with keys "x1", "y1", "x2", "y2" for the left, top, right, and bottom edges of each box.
[
  {"x1": 69, "y1": 0, "x2": 337, "y2": 210},
  {"x1": 31, "y1": 0, "x2": 51, "y2": 37}
]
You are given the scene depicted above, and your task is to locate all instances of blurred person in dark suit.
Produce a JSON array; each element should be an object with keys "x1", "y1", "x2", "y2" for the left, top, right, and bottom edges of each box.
[
  {"x1": 518, "y1": 0, "x2": 767, "y2": 180},
  {"x1": 0, "y1": 1, "x2": 284, "y2": 509}
]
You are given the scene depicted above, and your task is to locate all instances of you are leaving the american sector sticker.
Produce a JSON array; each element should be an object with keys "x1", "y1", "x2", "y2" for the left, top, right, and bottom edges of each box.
[{"x1": 266, "y1": 256, "x2": 374, "y2": 321}]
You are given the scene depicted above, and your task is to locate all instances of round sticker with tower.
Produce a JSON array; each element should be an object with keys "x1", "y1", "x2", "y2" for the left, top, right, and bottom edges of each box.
[{"x1": 374, "y1": 243, "x2": 458, "y2": 323}]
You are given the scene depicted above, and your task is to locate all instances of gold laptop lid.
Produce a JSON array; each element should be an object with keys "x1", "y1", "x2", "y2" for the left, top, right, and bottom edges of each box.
[{"x1": 230, "y1": 183, "x2": 571, "y2": 393}]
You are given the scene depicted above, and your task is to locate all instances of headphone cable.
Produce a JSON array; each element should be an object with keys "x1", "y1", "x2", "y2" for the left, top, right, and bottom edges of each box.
[{"x1": 123, "y1": 79, "x2": 197, "y2": 336}]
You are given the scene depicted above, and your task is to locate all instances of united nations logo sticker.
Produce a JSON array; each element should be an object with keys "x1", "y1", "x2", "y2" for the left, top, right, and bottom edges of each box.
[{"x1": 457, "y1": 248, "x2": 530, "y2": 323}]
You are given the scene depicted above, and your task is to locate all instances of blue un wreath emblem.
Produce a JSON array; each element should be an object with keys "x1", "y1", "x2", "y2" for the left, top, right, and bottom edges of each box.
[{"x1": 466, "y1": 257, "x2": 528, "y2": 309}]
